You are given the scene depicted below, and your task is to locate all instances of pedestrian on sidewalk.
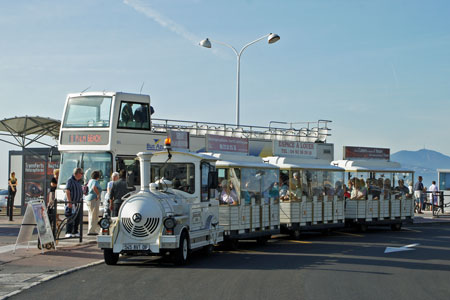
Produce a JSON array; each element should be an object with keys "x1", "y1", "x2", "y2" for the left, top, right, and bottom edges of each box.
[
  {"x1": 414, "y1": 176, "x2": 424, "y2": 214},
  {"x1": 65, "y1": 168, "x2": 84, "y2": 238},
  {"x1": 104, "y1": 172, "x2": 119, "y2": 217},
  {"x1": 429, "y1": 181, "x2": 439, "y2": 206},
  {"x1": 48, "y1": 169, "x2": 59, "y2": 227},
  {"x1": 86, "y1": 170, "x2": 102, "y2": 235},
  {"x1": 109, "y1": 169, "x2": 134, "y2": 217},
  {"x1": 7, "y1": 172, "x2": 18, "y2": 220}
]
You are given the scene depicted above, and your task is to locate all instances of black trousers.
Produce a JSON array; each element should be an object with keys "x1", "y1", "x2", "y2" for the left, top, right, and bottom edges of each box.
[
  {"x1": 7, "y1": 190, "x2": 16, "y2": 217},
  {"x1": 66, "y1": 206, "x2": 81, "y2": 234},
  {"x1": 112, "y1": 202, "x2": 123, "y2": 217}
]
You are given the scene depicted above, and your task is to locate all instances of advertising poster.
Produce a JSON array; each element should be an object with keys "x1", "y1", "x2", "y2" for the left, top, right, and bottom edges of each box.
[
  {"x1": 344, "y1": 146, "x2": 390, "y2": 160},
  {"x1": 206, "y1": 134, "x2": 248, "y2": 154}
]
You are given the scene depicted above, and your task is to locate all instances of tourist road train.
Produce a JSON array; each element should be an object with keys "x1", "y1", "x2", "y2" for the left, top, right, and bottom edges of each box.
[{"x1": 55, "y1": 91, "x2": 414, "y2": 265}]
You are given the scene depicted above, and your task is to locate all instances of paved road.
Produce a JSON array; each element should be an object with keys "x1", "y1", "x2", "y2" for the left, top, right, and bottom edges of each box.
[{"x1": 10, "y1": 224, "x2": 450, "y2": 300}]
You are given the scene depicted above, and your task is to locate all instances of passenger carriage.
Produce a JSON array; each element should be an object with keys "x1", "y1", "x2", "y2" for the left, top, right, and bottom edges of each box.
[
  {"x1": 332, "y1": 146, "x2": 414, "y2": 231},
  {"x1": 265, "y1": 156, "x2": 345, "y2": 237},
  {"x1": 208, "y1": 152, "x2": 280, "y2": 245}
]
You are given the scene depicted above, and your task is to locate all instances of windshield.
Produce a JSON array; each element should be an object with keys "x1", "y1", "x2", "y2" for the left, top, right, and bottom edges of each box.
[
  {"x1": 58, "y1": 152, "x2": 112, "y2": 190},
  {"x1": 63, "y1": 96, "x2": 112, "y2": 128},
  {"x1": 151, "y1": 163, "x2": 195, "y2": 194}
]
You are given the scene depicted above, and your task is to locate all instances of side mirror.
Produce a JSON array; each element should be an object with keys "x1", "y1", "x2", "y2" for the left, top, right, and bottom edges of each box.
[{"x1": 208, "y1": 171, "x2": 219, "y2": 189}]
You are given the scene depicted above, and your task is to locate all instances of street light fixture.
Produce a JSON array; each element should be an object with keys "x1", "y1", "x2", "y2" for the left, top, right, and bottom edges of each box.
[{"x1": 199, "y1": 33, "x2": 280, "y2": 127}]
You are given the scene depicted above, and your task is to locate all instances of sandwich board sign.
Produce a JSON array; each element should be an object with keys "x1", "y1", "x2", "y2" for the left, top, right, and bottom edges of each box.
[{"x1": 14, "y1": 200, "x2": 56, "y2": 253}]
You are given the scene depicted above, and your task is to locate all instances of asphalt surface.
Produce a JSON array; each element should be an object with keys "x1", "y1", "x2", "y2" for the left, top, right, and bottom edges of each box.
[{"x1": 9, "y1": 224, "x2": 450, "y2": 300}]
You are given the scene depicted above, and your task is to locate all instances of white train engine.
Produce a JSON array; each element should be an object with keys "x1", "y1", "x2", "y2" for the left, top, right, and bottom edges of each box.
[{"x1": 97, "y1": 151, "x2": 223, "y2": 265}]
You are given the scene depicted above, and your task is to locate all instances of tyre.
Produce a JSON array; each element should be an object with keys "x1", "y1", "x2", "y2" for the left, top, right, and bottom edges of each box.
[
  {"x1": 256, "y1": 236, "x2": 270, "y2": 246},
  {"x1": 104, "y1": 249, "x2": 119, "y2": 265},
  {"x1": 391, "y1": 223, "x2": 402, "y2": 231},
  {"x1": 173, "y1": 231, "x2": 190, "y2": 265},
  {"x1": 290, "y1": 230, "x2": 301, "y2": 240},
  {"x1": 359, "y1": 224, "x2": 368, "y2": 233},
  {"x1": 226, "y1": 239, "x2": 239, "y2": 251},
  {"x1": 202, "y1": 244, "x2": 214, "y2": 256}
]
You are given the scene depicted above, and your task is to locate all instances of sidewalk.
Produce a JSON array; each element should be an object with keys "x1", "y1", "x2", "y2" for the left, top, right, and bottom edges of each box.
[
  {"x1": 0, "y1": 215, "x2": 102, "y2": 299},
  {"x1": 413, "y1": 210, "x2": 450, "y2": 224}
]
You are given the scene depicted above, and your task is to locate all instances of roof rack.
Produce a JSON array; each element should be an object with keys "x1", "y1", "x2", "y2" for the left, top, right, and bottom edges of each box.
[{"x1": 151, "y1": 119, "x2": 332, "y2": 143}]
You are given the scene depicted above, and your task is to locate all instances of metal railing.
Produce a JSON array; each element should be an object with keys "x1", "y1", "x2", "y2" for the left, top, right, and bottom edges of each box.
[{"x1": 151, "y1": 118, "x2": 332, "y2": 143}]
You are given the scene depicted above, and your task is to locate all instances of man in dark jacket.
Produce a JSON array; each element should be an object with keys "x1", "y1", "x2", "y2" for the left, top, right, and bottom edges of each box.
[
  {"x1": 65, "y1": 167, "x2": 84, "y2": 237},
  {"x1": 109, "y1": 169, "x2": 135, "y2": 217}
]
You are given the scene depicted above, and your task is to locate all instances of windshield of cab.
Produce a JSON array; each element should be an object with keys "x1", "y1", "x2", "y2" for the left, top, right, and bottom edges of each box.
[
  {"x1": 63, "y1": 96, "x2": 112, "y2": 128},
  {"x1": 58, "y1": 152, "x2": 112, "y2": 190},
  {"x1": 151, "y1": 163, "x2": 195, "y2": 194}
]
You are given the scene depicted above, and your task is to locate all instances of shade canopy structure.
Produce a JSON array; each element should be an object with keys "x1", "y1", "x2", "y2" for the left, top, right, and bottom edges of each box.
[{"x1": 0, "y1": 116, "x2": 60, "y2": 148}]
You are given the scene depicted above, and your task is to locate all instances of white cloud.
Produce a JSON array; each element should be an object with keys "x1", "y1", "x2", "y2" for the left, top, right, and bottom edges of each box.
[{"x1": 123, "y1": 0, "x2": 200, "y2": 45}]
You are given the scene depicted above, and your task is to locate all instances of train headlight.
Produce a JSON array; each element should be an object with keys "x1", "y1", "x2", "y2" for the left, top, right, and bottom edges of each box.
[
  {"x1": 99, "y1": 217, "x2": 111, "y2": 229},
  {"x1": 163, "y1": 217, "x2": 176, "y2": 229}
]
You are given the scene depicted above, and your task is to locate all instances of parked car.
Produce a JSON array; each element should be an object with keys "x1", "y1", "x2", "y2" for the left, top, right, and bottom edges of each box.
[{"x1": 0, "y1": 189, "x2": 8, "y2": 211}]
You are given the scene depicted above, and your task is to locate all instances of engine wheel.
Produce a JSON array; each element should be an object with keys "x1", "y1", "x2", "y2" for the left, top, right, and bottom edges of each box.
[
  {"x1": 173, "y1": 231, "x2": 189, "y2": 265},
  {"x1": 104, "y1": 249, "x2": 119, "y2": 265}
]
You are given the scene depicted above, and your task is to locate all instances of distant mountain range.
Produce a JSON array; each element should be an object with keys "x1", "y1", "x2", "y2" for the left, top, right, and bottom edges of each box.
[{"x1": 391, "y1": 149, "x2": 450, "y2": 187}]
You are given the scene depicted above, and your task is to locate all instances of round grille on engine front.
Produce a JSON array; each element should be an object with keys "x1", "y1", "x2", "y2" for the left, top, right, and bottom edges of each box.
[
  {"x1": 119, "y1": 194, "x2": 163, "y2": 240},
  {"x1": 121, "y1": 217, "x2": 160, "y2": 238}
]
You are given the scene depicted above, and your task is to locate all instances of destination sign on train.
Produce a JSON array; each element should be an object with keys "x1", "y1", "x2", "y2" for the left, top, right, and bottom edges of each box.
[
  {"x1": 273, "y1": 141, "x2": 317, "y2": 158},
  {"x1": 60, "y1": 131, "x2": 109, "y2": 145},
  {"x1": 206, "y1": 134, "x2": 248, "y2": 154},
  {"x1": 344, "y1": 146, "x2": 390, "y2": 160}
]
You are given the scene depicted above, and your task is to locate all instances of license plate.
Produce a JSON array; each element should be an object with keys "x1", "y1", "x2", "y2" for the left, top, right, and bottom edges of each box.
[{"x1": 123, "y1": 243, "x2": 150, "y2": 251}]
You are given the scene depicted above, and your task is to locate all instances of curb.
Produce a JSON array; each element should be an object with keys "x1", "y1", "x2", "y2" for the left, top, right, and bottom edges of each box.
[{"x1": 1, "y1": 259, "x2": 104, "y2": 300}]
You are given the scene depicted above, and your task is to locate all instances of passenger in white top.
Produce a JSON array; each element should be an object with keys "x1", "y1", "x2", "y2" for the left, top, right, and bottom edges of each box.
[
  {"x1": 428, "y1": 181, "x2": 439, "y2": 206},
  {"x1": 219, "y1": 180, "x2": 238, "y2": 205}
]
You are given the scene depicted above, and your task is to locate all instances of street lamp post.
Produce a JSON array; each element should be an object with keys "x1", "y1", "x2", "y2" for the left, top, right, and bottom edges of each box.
[{"x1": 199, "y1": 33, "x2": 280, "y2": 127}]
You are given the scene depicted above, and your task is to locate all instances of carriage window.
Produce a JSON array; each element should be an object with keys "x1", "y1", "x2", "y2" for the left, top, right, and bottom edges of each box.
[
  {"x1": 241, "y1": 168, "x2": 262, "y2": 205},
  {"x1": 393, "y1": 172, "x2": 413, "y2": 199},
  {"x1": 263, "y1": 169, "x2": 280, "y2": 204},
  {"x1": 289, "y1": 169, "x2": 303, "y2": 201},
  {"x1": 118, "y1": 101, "x2": 150, "y2": 130},
  {"x1": 201, "y1": 162, "x2": 213, "y2": 202},
  {"x1": 217, "y1": 168, "x2": 240, "y2": 205},
  {"x1": 151, "y1": 163, "x2": 195, "y2": 194}
]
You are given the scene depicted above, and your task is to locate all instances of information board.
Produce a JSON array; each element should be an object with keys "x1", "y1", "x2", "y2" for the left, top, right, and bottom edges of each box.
[
  {"x1": 15, "y1": 200, "x2": 55, "y2": 252},
  {"x1": 273, "y1": 141, "x2": 317, "y2": 158},
  {"x1": 168, "y1": 130, "x2": 189, "y2": 150}
]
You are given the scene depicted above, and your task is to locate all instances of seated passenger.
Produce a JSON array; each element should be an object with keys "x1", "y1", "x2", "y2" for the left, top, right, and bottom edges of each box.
[
  {"x1": 219, "y1": 180, "x2": 238, "y2": 205},
  {"x1": 279, "y1": 178, "x2": 290, "y2": 201},
  {"x1": 121, "y1": 103, "x2": 134, "y2": 125},
  {"x1": 133, "y1": 104, "x2": 149, "y2": 128},
  {"x1": 394, "y1": 179, "x2": 410, "y2": 198}
]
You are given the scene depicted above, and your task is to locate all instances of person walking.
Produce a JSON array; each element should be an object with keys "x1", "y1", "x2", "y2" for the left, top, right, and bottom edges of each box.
[
  {"x1": 85, "y1": 170, "x2": 102, "y2": 235},
  {"x1": 7, "y1": 172, "x2": 18, "y2": 221},
  {"x1": 414, "y1": 176, "x2": 424, "y2": 214},
  {"x1": 48, "y1": 169, "x2": 59, "y2": 227},
  {"x1": 109, "y1": 170, "x2": 134, "y2": 217},
  {"x1": 104, "y1": 172, "x2": 119, "y2": 217},
  {"x1": 65, "y1": 168, "x2": 84, "y2": 238},
  {"x1": 429, "y1": 181, "x2": 439, "y2": 207}
]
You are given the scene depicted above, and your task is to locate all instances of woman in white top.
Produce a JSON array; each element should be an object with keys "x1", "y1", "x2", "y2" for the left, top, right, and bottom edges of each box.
[{"x1": 219, "y1": 180, "x2": 238, "y2": 205}]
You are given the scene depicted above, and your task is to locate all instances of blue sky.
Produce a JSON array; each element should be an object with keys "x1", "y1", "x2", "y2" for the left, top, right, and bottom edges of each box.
[{"x1": 1, "y1": 0, "x2": 450, "y2": 187}]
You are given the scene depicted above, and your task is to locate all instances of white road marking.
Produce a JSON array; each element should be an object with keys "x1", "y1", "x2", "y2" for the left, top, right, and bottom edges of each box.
[{"x1": 384, "y1": 243, "x2": 420, "y2": 253}]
